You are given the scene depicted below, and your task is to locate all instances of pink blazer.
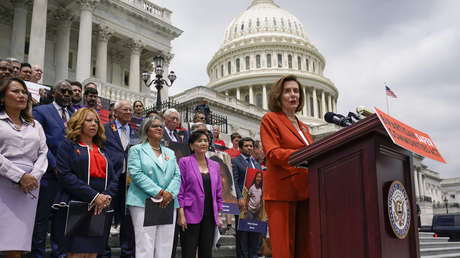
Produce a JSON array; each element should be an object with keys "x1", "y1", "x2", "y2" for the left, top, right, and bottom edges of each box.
[{"x1": 178, "y1": 155, "x2": 223, "y2": 226}]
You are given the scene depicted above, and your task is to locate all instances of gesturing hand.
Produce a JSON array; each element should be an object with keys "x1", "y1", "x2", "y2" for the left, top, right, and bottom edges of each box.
[{"x1": 19, "y1": 173, "x2": 38, "y2": 192}]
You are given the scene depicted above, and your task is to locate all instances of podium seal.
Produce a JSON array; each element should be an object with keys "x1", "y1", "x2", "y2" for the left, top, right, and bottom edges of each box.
[{"x1": 387, "y1": 181, "x2": 411, "y2": 239}]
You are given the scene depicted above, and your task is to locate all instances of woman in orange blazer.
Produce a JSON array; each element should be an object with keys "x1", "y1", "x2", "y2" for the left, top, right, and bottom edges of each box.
[{"x1": 260, "y1": 74, "x2": 313, "y2": 258}]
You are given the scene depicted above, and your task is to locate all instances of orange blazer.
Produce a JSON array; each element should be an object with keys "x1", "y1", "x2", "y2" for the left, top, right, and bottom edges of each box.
[{"x1": 260, "y1": 111, "x2": 313, "y2": 201}]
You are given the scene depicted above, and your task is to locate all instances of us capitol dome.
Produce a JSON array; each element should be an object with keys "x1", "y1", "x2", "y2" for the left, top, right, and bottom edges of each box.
[{"x1": 206, "y1": 0, "x2": 338, "y2": 125}]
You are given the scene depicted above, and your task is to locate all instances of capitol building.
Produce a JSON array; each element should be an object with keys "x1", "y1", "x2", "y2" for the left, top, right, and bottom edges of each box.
[{"x1": 0, "y1": 0, "x2": 458, "y2": 225}]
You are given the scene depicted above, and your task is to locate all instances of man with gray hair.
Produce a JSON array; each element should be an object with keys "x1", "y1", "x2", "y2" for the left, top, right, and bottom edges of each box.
[
  {"x1": 0, "y1": 59, "x2": 12, "y2": 79},
  {"x1": 163, "y1": 108, "x2": 182, "y2": 143},
  {"x1": 6, "y1": 57, "x2": 21, "y2": 77},
  {"x1": 30, "y1": 64, "x2": 43, "y2": 83},
  {"x1": 103, "y1": 99, "x2": 137, "y2": 258},
  {"x1": 31, "y1": 80, "x2": 74, "y2": 257}
]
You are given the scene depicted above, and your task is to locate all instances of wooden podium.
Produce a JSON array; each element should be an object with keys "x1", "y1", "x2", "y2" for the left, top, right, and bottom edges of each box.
[{"x1": 289, "y1": 114, "x2": 420, "y2": 258}]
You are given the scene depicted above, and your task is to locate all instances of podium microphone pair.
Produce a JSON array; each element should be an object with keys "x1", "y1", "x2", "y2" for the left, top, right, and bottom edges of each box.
[{"x1": 324, "y1": 111, "x2": 362, "y2": 127}]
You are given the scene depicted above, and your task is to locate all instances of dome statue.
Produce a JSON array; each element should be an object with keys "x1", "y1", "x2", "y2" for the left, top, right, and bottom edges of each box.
[{"x1": 206, "y1": 0, "x2": 338, "y2": 125}]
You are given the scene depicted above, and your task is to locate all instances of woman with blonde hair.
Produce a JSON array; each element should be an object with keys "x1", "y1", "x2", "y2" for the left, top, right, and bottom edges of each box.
[
  {"x1": 0, "y1": 77, "x2": 48, "y2": 257},
  {"x1": 53, "y1": 107, "x2": 118, "y2": 258}
]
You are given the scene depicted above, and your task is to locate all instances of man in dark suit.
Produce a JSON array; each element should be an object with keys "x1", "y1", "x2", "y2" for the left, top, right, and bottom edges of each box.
[
  {"x1": 103, "y1": 100, "x2": 138, "y2": 258},
  {"x1": 31, "y1": 80, "x2": 73, "y2": 258},
  {"x1": 163, "y1": 108, "x2": 182, "y2": 143},
  {"x1": 232, "y1": 137, "x2": 262, "y2": 258}
]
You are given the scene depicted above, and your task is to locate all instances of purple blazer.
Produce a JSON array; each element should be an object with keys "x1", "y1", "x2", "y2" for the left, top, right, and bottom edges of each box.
[{"x1": 178, "y1": 155, "x2": 223, "y2": 226}]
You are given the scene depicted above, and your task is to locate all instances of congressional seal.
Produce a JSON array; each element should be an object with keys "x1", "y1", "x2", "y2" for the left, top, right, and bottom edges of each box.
[{"x1": 387, "y1": 180, "x2": 411, "y2": 239}]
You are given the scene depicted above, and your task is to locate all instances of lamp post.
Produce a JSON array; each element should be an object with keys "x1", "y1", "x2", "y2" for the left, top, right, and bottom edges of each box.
[
  {"x1": 142, "y1": 55, "x2": 176, "y2": 111},
  {"x1": 444, "y1": 196, "x2": 449, "y2": 214}
]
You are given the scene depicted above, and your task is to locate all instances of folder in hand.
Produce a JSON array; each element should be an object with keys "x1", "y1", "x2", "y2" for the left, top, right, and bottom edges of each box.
[
  {"x1": 64, "y1": 200, "x2": 110, "y2": 237},
  {"x1": 143, "y1": 198, "x2": 174, "y2": 226}
]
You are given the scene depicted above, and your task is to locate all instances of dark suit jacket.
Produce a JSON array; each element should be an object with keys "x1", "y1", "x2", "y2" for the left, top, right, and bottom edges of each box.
[
  {"x1": 54, "y1": 139, "x2": 118, "y2": 204},
  {"x1": 33, "y1": 103, "x2": 73, "y2": 177},
  {"x1": 163, "y1": 127, "x2": 182, "y2": 143},
  {"x1": 232, "y1": 154, "x2": 261, "y2": 200},
  {"x1": 103, "y1": 121, "x2": 139, "y2": 213}
]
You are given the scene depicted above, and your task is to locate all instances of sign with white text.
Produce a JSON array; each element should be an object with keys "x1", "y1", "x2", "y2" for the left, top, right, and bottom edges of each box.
[{"x1": 375, "y1": 107, "x2": 446, "y2": 163}]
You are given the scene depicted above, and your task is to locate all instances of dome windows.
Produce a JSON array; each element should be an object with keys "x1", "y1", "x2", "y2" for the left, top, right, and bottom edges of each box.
[
  {"x1": 241, "y1": 23, "x2": 244, "y2": 31},
  {"x1": 256, "y1": 18, "x2": 260, "y2": 27},
  {"x1": 256, "y1": 93, "x2": 262, "y2": 108},
  {"x1": 273, "y1": 17, "x2": 277, "y2": 26},
  {"x1": 288, "y1": 55, "x2": 292, "y2": 68},
  {"x1": 306, "y1": 59, "x2": 309, "y2": 71},
  {"x1": 266, "y1": 54, "x2": 272, "y2": 68},
  {"x1": 297, "y1": 56, "x2": 302, "y2": 70},
  {"x1": 277, "y1": 54, "x2": 283, "y2": 68},
  {"x1": 236, "y1": 58, "x2": 241, "y2": 72},
  {"x1": 245, "y1": 56, "x2": 250, "y2": 70},
  {"x1": 256, "y1": 55, "x2": 261, "y2": 68},
  {"x1": 221, "y1": 64, "x2": 224, "y2": 77},
  {"x1": 228, "y1": 61, "x2": 232, "y2": 74}
]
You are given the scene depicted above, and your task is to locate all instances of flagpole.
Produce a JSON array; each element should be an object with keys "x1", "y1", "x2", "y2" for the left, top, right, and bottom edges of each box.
[{"x1": 386, "y1": 93, "x2": 389, "y2": 114}]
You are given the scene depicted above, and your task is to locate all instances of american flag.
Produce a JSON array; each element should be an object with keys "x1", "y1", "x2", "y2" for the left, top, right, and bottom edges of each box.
[{"x1": 385, "y1": 86, "x2": 397, "y2": 98}]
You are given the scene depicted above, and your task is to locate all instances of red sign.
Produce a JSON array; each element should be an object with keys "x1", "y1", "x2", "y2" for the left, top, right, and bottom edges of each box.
[{"x1": 374, "y1": 107, "x2": 446, "y2": 163}]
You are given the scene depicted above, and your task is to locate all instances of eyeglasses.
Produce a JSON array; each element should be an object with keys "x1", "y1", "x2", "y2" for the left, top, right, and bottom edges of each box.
[
  {"x1": 0, "y1": 66, "x2": 13, "y2": 73},
  {"x1": 150, "y1": 124, "x2": 162, "y2": 128},
  {"x1": 60, "y1": 89, "x2": 72, "y2": 94}
]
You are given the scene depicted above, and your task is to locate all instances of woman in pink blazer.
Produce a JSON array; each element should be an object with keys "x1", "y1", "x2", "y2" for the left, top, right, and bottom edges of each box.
[{"x1": 177, "y1": 129, "x2": 223, "y2": 258}]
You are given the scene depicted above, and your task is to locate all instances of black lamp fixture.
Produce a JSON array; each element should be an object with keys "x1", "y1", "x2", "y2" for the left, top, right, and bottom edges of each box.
[
  {"x1": 444, "y1": 196, "x2": 449, "y2": 214},
  {"x1": 142, "y1": 55, "x2": 176, "y2": 111}
]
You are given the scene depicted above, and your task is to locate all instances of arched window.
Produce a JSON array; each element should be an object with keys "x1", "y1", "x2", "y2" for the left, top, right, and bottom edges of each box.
[
  {"x1": 288, "y1": 55, "x2": 292, "y2": 68},
  {"x1": 236, "y1": 58, "x2": 240, "y2": 72},
  {"x1": 221, "y1": 64, "x2": 224, "y2": 77},
  {"x1": 277, "y1": 54, "x2": 283, "y2": 68},
  {"x1": 297, "y1": 56, "x2": 302, "y2": 70},
  {"x1": 256, "y1": 93, "x2": 262, "y2": 108},
  {"x1": 241, "y1": 23, "x2": 244, "y2": 31},
  {"x1": 256, "y1": 55, "x2": 261, "y2": 68},
  {"x1": 312, "y1": 61, "x2": 316, "y2": 73},
  {"x1": 267, "y1": 54, "x2": 272, "y2": 68},
  {"x1": 245, "y1": 56, "x2": 250, "y2": 70},
  {"x1": 227, "y1": 61, "x2": 231, "y2": 75},
  {"x1": 306, "y1": 59, "x2": 309, "y2": 71},
  {"x1": 245, "y1": 94, "x2": 249, "y2": 102}
]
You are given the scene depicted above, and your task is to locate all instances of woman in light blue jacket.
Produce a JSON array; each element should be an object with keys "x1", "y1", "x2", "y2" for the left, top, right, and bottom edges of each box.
[{"x1": 126, "y1": 115, "x2": 181, "y2": 258}]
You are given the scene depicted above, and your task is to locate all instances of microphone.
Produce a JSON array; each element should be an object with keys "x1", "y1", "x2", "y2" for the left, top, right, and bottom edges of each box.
[
  {"x1": 324, "y1": 112, "x2": 352, "y2": 127},
  {"x1": 347, "y1": 112, "x2": 362, "y2": 124}
]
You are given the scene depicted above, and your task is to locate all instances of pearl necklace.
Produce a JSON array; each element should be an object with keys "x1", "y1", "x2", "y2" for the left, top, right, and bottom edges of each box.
[{"x1": 151, "y1": 145, "x2": 161, "y2": 151}]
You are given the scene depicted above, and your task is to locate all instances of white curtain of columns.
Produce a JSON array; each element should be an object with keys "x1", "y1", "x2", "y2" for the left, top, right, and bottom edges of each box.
[
  {"x1": 10, "y1": 0, "x2": 28, "y2": 61},
  {"x1": 312, "y1": 88, "x2": 318, "y2": 118},
  {"x1": 249, "y1": 85, "x2": 254, "y2": 105},
  {"x1": 28, "y1": 0, "x2": 48, "y2": 69},
  {"x1": 96, "y1": 26, "x2": 112, "y2": 83},
  {"x1": 128, "y1": 40, "x2": 142, "y2": 93},
  {"x1": 54, "y1": 13, "x2": 73, "y2": 82},
  {"x1": 236, "y1": 88, "x2": 241, "y2": 100},
  {"x1": 306, "y1": 87, "x2": 311, "y2": 117},
  {"x1": 327, "y1": 94, "x2": 332, "y2": 113},
  {"x1": 76, "y1": 0, "x2": 99, "y2": 82}
]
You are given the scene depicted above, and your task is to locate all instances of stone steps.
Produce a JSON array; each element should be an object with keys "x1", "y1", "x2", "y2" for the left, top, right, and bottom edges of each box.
[{"x1": 421, "y1": 232, "x2": 460, "y2": 258}]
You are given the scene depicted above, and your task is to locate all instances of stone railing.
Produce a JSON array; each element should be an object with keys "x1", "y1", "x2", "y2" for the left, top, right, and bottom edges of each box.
[
  {"x1": 83, "y1": 78, "x2": 156, "y2": 106},
  {"x1": 119, "y1": 0, "x2": 171, "y2": 22}
]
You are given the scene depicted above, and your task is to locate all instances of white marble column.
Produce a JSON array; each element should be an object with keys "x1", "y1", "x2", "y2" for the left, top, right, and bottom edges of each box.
[
  {"x1": 418, "y1": 172, "x2": 425, "y2": 198},
  {"x1": 262, "y1": 84, "x2": 268, "y2": 110},
  {"x1": 306, "y1": 87, "x2": 311, "y2": 116},
  {"x1": 249, "y1": 85, "x2": 254, "y2": 105},
  {"x1": 128, "y1": 40, "x2": 143, "y2": 93},
  {"x1": 312, "y1": 88, "x2": 318, "y2": 118},
  {"x1": 76, "y1": 0, "x2": 99, "y2": 82},
  {"x1": 236, "y1": 88, "x2": 241, "y2": 100},
  {"x1": 302, "y1": 86, "x2": 307, "y2": 116},
  {"x1": 328, "y1": 94, "x2": 332, "y2": 113},
  {"x1": 96, "y1": 25, "x2": 111, "y2": 82},
  {"x1": 10, "y1": 0, "x2": 28, "y2": 60},
  {"x1": 321, "y1": 90, "x2": 327, "y2": 118},
  {"x1": 28, "y1": 0, "x2": 48, "y2": 69},
  {"x1": 54, "y1": 12, "x2": 73, "y2": 82}
]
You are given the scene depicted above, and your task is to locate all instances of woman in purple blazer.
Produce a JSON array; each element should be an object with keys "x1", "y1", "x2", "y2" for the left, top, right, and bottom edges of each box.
[{"x1": 177, "y1": 130, "x2": 223, "y2": 258}]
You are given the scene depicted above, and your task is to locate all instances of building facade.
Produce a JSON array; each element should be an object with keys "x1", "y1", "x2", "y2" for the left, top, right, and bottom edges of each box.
[{"x1": 0, "y1": 0, "x2": 182, "y2": 105}]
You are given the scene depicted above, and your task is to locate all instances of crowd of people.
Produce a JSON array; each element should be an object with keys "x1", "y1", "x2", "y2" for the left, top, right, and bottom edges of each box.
[{"x1": 1, "y1": 54, "x2": 313, "y2": 258}]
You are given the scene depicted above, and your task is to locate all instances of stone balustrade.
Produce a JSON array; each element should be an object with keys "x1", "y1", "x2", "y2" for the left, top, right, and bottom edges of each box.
[{"x1": 119, "y1": 0, "x2": 171, "y2": 22}]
